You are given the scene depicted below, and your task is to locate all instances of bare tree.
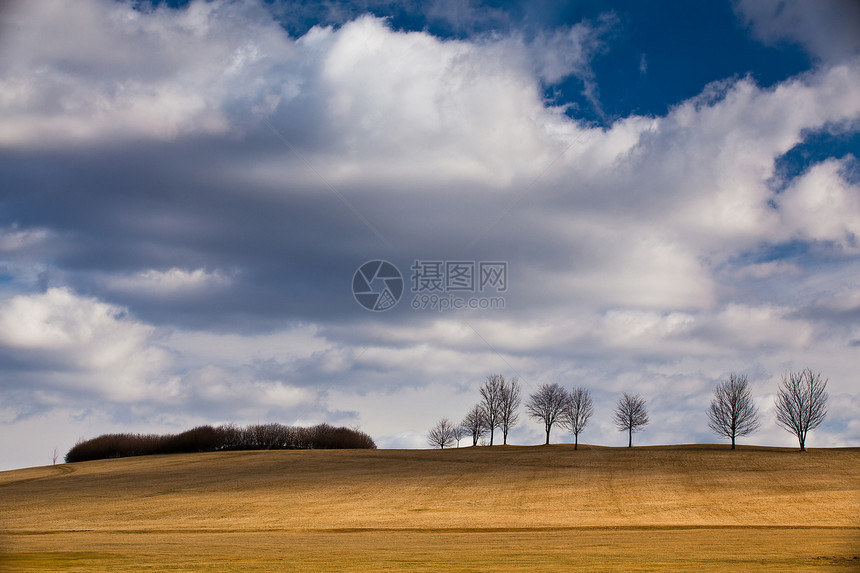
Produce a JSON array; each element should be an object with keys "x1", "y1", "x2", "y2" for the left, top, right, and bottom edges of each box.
[
  {"x1": 614, "y1": 393, "x2": 649, "y2": 447},
  {"x1": 479, "y1": 374, "x2": 504, "y2": 446},
  {"x1": 561, "y1": 386, "x2": 593, "y2": 450},
  {"x1": 452, "y1": 423, "x2": 465, "y2": 448},
  {"x1": 499, "y1": 376, "x2": 521, "y2": 445},
  {"x1": 461, "y1": 404, "x2": 488, "y2": 446},
  {"x1": 526, "y1": 383, "x2": 569, "y2": 445},
  {"x1": 427, "y1": 418, "x2": 457, "y2": 449},
  {"x1": 775, "y1": 368, "x2": 828, "y2": 452},
  {"x1": 707, "y1": 373, "x2": 761, "y2": 449},
  {"x1": 52, "y1": 446, "x2": 59, "y2": 465}
]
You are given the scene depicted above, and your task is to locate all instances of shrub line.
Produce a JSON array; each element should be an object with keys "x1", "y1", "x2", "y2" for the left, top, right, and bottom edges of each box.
[{"x1": 65, "y1": 423, "x2": 376, "y2": 463}]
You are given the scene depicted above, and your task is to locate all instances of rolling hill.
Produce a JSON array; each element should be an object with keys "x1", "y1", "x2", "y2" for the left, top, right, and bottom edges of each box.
[{"x1": 1, "y1": 444, "x2": 858, "y2": 571}]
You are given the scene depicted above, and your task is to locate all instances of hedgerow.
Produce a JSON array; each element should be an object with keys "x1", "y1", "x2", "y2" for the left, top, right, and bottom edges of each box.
[{"x1": 65, "y1": 423, "x2": 376, "y2": 463}]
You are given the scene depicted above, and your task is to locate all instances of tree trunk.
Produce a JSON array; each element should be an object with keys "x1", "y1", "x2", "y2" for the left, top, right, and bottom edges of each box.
[
  {"x1": 545, "y1": 428, "x2": 550, "y2": 445},
  {"x1": 628, "y1": 428, "x2": 632, "y2": 448},
  {"x1": 574, "y1": 433, "x2": 578, "y2": 450},
  {"x1": 489, "y1": 429, "x2": 494, "y2": 446},
  {"x1": 731, "y1": 435, "x2": 735, "y2": 450},
  {"x1": 503, "y1": 429, "x2": 508, "y2": 445},
  {"x1": 799, "y1": 436, "x2": 805, "y2": 452}
]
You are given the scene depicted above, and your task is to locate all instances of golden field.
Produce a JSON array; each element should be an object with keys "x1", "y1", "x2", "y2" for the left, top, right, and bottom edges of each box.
[{"x1": 1, "y1": 444, "x2": 858, "y2": 571}]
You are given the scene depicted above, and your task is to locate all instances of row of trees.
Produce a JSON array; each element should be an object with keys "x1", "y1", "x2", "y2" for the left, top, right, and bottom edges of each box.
[
  {"x1": 709, "y1": 368, "x2": 829, "y2": 451},
  {"x1": 431, "y1": 374, "x2": 521, "y2": 449},
  {"x1": 66, "y1": 423, "x2": 376, "y2": 463},
  {"x1": 428, "y1": 369, "x2": 829, "y2": 451},
  {"x1": 428, "y1": 375, "x2": 599, "y2": 450}
]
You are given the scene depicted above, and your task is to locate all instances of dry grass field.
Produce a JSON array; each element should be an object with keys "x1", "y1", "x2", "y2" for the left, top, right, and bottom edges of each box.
[{"x1": 1, "y1": 444, "x2": 858, "y2": 571}]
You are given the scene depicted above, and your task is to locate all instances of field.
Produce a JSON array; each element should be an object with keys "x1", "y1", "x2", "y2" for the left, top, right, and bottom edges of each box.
[{"x1": 1, "y1": 444, "x2": 858, "y2": 571}]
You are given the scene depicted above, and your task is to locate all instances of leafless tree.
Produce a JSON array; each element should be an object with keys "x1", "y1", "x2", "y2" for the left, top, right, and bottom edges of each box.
[
  {"x1": 499, "y1": 376, "x2": 521, "y2": 445},
  {"x1": 707, "y1": 373, "x2": 760, "y2": 449},
  {"x1": 427, "y1": 418, "x2": 457, "y2": 449},
  {"x1": 775, "y1": 368, "x2": 828, "y2": 452},
  {"x1": 452, "y1": 423, "x2": 465, "y2": 447},
  {"x1": 53, "y1": 446, "x2": 59, "y2": 465},
  {"x1": 561, "y1": 386, "x2": 593, "y2": 450},
  {"x1": 479, "y1": 374, "x2": 504, "y2": 445},
  {"x1": 461, "y1": 404, "x2": 488, "y2": 446},
  {"x1": 614, "y1": 392, "x2": 649, "y2": 447},
  {"x1": 526, "y1": 383, "x2": 569, "y2": 445}
]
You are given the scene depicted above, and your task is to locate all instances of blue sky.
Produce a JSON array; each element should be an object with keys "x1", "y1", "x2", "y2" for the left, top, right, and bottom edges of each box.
[{"x1": 1, "y1": 0, "x2": 859, "y2": 470}]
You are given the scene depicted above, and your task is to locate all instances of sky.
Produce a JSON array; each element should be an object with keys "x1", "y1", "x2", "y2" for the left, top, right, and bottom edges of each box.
[{"x1": 1, "y1": 0, "x2": 859, "y2": 471}]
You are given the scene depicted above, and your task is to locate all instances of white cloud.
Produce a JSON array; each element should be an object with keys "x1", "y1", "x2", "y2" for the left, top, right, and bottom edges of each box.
[
  {"x1": 166, "y1": 325, "x2": 330, "y2": 367},
  {"x1": 0, "y1": 4, "x2": 605, "y2": 188},
  {"x1": 529, "y1": 15, "x2": 616, "y2": 113},
  {"x1": 620, "y1": 65, "x2": 860, "y2": 249},
  {"x1": 776, "y1": 157, "x2": 860, "y2": 251},
  {"x1": 0, "y1": 225, "x2": 50, "y2": 252},
  {"x1": 537, "y1": 229, "x2": 717, "y2": 310},
  {"x1": 0, "y1": 0, "x2": 295, "y2": 146},
  {"x1": 0, "y1": 288, "x2": 139, "y2": 351},
  {"x1": 106, "y1": 267, "x2": 234, "y2": 296},
  {"x1": 0, "y1": 287, "x2": 346, "y2": 436},
  {"x1": 813, "y1": 286, "x2": 860, "y2": 313},
  {"x1": 600, "y1": 310, "x2": 696, "y2": 348},
  {"x1": 305, "y1": 15, "x2": 571, "y2": 185},
  {"x1": 735, "y1": 0, "x2": 860, "y2": 62},
  {"x1": 730, "y1": 260, "x2": 801, "y2": 280},
  {"x1": 177, "y1": 365, "x2": 319, "y2": 416},
  {"x1": 0, "y1": 288, "x2": 172, "y2": 401},
  {"x1": 1, "y1": 2, "x2": 859, "y2": 470},
  {"x1": 703, "y1": 303, "x2": 814, "y2": 350}
]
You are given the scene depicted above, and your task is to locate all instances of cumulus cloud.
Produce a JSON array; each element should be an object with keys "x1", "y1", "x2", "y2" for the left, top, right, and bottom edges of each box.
[
  {"x1": 0, "y1": 0, "x2": 295, "y2": 146},
  {"x1": 776, "y1": 157, "x2": 860, "y2": 251},
  {"x1": 735, "y1": 0, "x2": 860, "y2": 63},
  {"x1": 0, "y1": 288, "x2": 172, "y2": 402},
  {"x1": 0, "y1": 2, "x2": 612, "y2": 182},
  {"x1": 0, "y1": 286, "x2": 358, "y2": 464},
  {"x1": 277, "y1": 15, "x2": 576, "y2": 185},
  {"x1": 0, "y1": 0, "x2": 858, "y2": 469},
  {"x1": 612, "y1": 65, "x2": 860, "y2": 246}
]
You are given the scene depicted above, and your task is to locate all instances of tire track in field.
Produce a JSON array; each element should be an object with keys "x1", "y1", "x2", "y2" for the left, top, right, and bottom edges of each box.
[{"x1": 0, "y1": 464, "x2": 75, "y2": 489}]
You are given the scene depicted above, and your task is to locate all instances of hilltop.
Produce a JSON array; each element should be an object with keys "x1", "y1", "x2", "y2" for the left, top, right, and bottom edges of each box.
[{"x1": 1, "y1": 444, "x2": 858, "y2": 571}]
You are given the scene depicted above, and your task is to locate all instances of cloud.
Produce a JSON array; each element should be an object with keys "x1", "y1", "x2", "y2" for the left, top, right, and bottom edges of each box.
[
  {"x1": 0, "y1": 2, "x2": 615, "y2": 179},
  {"x1": 776, "y1": 157, "x2": 860, "y2": 251},
  {"x1": 0, "y1": 225, "x2": 51, "y2": 252},
  {"x1": 0, "y1": 288, "x2": 172, "y2": 402},
  {"x1": 0, "y1": 286, "x2": 358, "y2": 464},
  {"x1": 422, "y1": 0, "x2": 512, "y2": 35},
  {"x1": 174, "y1": 365, "x2": 323, "y2": 419},
  {"x1": 528, "y1": 15, "x2": 617, "y2": 113},
  {"x1": 620, "y1": 65, "x2": 860, "y2": 246},
  {"x1": 0, "y1": 0, "x2": 295, "y2": 146},
  {"x1": 0, "y1": 1, "x2": 858, "y2": 469},
  {"x1": 105, "y1": 267, "x2": 234, "y2": 296},
  {"x1": 735, "y1": 0, "x2": 860, "y2": 63}
]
